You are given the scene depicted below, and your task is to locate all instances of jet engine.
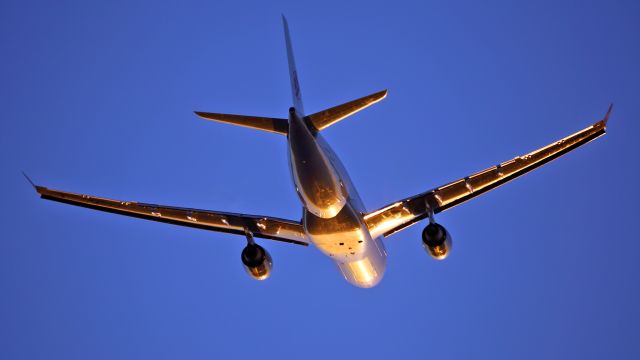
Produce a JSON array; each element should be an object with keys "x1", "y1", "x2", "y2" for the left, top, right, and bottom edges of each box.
[
  {"x1": 421, "y1": 223, "x2": 452, "y2": 260},
  {"x1": 241, "y1": 243, "x2": 273, "y2": 280}
]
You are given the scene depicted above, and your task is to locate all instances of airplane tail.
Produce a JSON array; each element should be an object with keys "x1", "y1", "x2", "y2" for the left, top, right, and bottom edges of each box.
[
  {"x1": 194, "y1": 16, "x2": 387, "y2": 135},
  {"x1": 282, "y1": 16, "x2": 387, "y2": 131},
  {"x1": 282, "y1": 15, "x2": 304, "y2": 116}
]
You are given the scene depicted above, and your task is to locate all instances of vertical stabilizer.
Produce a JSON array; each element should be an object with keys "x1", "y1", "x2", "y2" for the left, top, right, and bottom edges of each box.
[{"x1": 282, "y1": 15, "x2": 305, "y2": 115}]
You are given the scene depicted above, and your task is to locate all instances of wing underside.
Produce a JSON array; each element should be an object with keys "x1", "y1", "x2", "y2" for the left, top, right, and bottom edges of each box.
[
  {"x1": 365, "y1": 107, "x2": 611, "y2": 239},
  {"x1": 34, "y1": 186, "x2": 309, "y2": 246}
]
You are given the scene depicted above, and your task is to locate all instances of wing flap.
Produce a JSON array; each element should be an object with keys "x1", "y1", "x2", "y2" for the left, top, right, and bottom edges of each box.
[
  {"x1": 365, "y1": 108, "x2": 610, "y2": 239},
  {"x1": 36, "y1": 186, "x2": 308, "y2": 246}
]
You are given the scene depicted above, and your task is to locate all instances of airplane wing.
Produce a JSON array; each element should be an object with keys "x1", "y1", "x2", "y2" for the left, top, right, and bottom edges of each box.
[
  {"x1": 364, "y1": 106, "x2": 611, "y2": 239},
  {"x1": 31, "y1": 185, "x2": 309, "y2": 246}
]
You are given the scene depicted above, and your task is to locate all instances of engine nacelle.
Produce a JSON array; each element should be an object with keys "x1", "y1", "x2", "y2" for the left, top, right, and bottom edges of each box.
[
  {"x1": 421, "y1": 223, "x2": 452, "y2": 260},
  {"x1": 241, "y1": 243, "x2": 273, "y2": 280}
]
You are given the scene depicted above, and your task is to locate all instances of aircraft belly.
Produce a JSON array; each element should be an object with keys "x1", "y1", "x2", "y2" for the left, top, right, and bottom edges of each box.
[
  {"x1": 304, "y1": 203, "x2": 387, "y2": 288},
  {"x1": 335, "y1": 241, "x2": 387, "y2": 288}
]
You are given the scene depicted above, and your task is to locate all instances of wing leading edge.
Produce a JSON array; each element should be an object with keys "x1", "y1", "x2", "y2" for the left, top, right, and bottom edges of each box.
[
  {"x1": 365, "y1": 106, "x2": 611, "y2": 239},
  {"x1": 32, "y1": 185, "x2": 309, "y2": 246}
]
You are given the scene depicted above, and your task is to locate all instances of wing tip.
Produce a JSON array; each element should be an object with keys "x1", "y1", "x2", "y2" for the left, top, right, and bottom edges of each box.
[
  {"x1": 21, "y1": 171, "x2": 46, "y2": 195},
  {"x1": 281, "y1": 14, "x2": 290, "y2": 34},
  {"x1": 21, "y1": 171, "x2": 36, "y2": 188},
  {"x1": 603, "y1": 103, "x2": 613, "y2": 126}
]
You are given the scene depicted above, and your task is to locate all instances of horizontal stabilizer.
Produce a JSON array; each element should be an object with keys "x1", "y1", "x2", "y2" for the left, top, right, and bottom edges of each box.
[
  {"x1": 308, "y1": 89, "x2": 387, "y2": 131},
  {"x1": 194, "y1": 112, "x2": 289, "y2": 135}
]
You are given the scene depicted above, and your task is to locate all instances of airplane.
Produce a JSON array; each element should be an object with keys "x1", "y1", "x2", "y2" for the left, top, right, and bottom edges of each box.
[{"x1": 27, "y1": 16, "x2": 610, "y2": 288}]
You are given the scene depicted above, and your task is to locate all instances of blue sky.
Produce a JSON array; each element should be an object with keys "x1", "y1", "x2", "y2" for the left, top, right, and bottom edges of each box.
[{"x1": 2, "y1": 0, "x2": 639, "y2": 358}]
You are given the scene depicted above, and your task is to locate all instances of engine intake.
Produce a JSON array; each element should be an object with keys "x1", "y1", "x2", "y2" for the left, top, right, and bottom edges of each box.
[
  {"x1": 241, "y1": 243, "x2": 273, "y2": 280},
  {"x1": 422, "y1": 223, "x2": 452, "y2": 260}
]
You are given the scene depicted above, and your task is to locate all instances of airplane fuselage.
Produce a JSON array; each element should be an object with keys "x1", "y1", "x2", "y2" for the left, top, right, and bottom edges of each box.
[{"x1": 287, "y1": 108, "x2": 387, "y2": 288}]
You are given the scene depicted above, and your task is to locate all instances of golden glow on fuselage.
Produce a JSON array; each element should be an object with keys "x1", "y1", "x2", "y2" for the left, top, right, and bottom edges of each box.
[
  {"x1": 288, "y1": 110, "x2": 347, "y2": 218},
  {"x1": 288, "y1": 111, "x2": 387, "y2": 287},
  {"x1": 349, "y1": 258, "x2": 378, "y2": 285}
]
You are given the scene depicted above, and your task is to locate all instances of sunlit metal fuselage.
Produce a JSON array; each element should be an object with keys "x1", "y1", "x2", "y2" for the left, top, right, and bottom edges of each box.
[{"x1": 287, "y1": 108, "x2": 387, "y2": 288}]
